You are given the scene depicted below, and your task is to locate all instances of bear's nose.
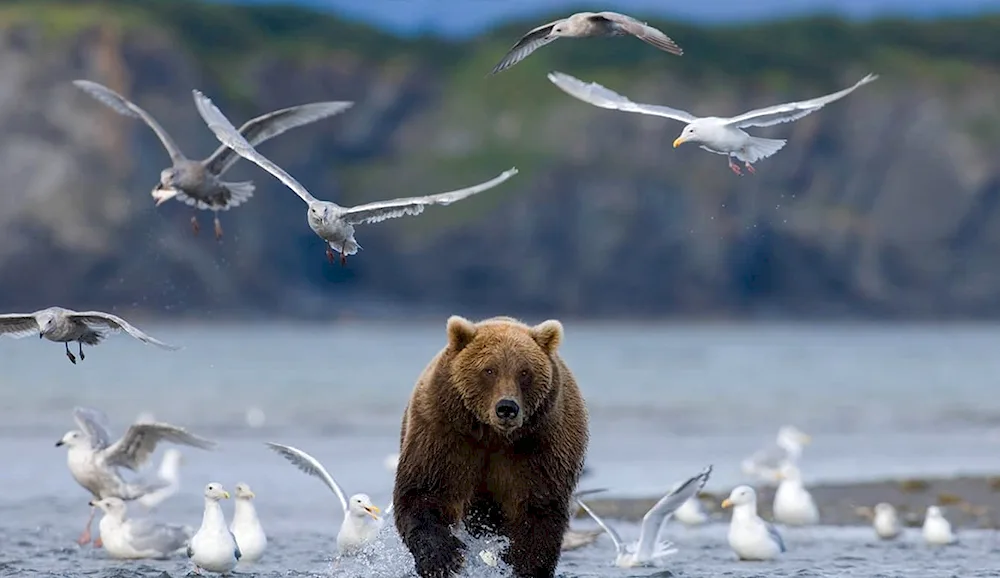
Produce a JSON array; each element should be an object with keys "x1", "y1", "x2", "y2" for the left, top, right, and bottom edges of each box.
[{"x1": 495, "y1": 399, "x2": 520, "y2": 420}]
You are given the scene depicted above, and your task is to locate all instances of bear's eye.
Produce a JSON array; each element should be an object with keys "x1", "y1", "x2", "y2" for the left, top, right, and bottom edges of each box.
[
  {"x1": 518, "y1": 369, "x2": 532, "y2": 386},
  {"x1": 482, "y1": 367, "x2": 495, "y2": 377}
]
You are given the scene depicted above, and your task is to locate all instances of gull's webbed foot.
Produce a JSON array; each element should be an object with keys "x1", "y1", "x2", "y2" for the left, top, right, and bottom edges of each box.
[
  {"x1": 65, "y1": 343, "x2": 77, "y2": 365},
  {"x1": 214, "y1": 215, "x2": 223, "y2": 241},
  {"x1": 728, "y1": 157, "x2": 743, "y2": 176},
  {"x1": 190, "y1": 215, "x2": 200, "y2": 235},
  {"x1": 78, "y1": 342, "x2": 85, "y2": 361},
  {"x1": 93, "y1": 536, "x2": 103, "y2": 548},
  {"x1": 745, "y1": 162, "x2": 756, "y2": 175},
  {"x1": 326, "y1": 246, "x2": 336, "y2": 264},
  {"x1": 76, "y1": 527, "x2": 91, "y2": 546}
]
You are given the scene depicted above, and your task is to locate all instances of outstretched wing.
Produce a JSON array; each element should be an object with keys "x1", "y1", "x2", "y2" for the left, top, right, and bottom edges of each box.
[
  {"x1": 341, "y1": 168, "x2": 518, "y2": 225},
  {"x1": 73, "y1": 80, "x2": 187, "y2": 164},
  {"x1": 191, "y1": 90, "x2": 321, "y2": 206},
  {"x1": 265, "y1": 442, "x2": 349, "y2": 512},
  {"x1": 73, "y1": 407, "x2": 114, "y2": 450},
  {"x1": 635, "y1": 465, "x2": 713, "y2": 561},
  {"x1": 202, "y1": 101, "x2": 354, "y2": 176},
  {"x1": 724, "y1": 73, "x2": 879, "y2": 128},
  {"x1": 547, "y1": 71, "x2": 697, "y2": 123},
  {"x1": 594, "y1": 12, "x2": 683, "y2": 55},
  {"x1": 574, "y1": 498, "x2": 626, "y2": 556},
  {"x1": 0, "y1": 314, "x2": 40, "y2": 339},
  {"x1": 66, "y1": 311, "x2": 179, "y2": 351},
  {"x1": 490, "y1": 20, "x2": 561, "y2": 75},
  {"x1": 102, "y1": 422, "x2": 216, "y2": 471}
]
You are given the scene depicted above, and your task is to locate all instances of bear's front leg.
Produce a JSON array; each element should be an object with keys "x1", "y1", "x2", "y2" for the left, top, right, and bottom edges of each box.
[
  {"x1": 504, "y1": 497, "x2": 570, "y2": 578},
  {"x1": 394, "y1": 492, "x2": 466, "y2": 578}
]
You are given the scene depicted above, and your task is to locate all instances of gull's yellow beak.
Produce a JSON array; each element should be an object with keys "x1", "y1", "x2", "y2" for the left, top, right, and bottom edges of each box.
[
  {"x1": 364, "y1": 505, "x2": 381, "y2": 519},
  {"x1": 223, "y1": 491, "x2": 231, "y2": 499},
  {"x1": 721, "y1": 498, "x2": 732, "y2": 509},
  {"x1": 775, "y1": 471, "x2": 785, "y2": 481},
  {"x1": 801, "y1": 434, "x2": 812, "y2": 444},
  {"x1": 245, "y1": 491, "x2": 256, "y2": 499},
  {"x1": 673, "y1": 136, "x2": 686, "y2": 148}
]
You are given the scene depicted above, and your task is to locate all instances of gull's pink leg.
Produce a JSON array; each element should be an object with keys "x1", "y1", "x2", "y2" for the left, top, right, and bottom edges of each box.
[
  {"x1": 744, "y1": 162, "x2": 756, "y2": 175},
  {"x1": 326, "y1": 246, "x2": 336, "y2": 264},
  {"x1": 340, "y1": 252, "x2": 347, "y2": 267},
  {"x1": 93, "y1": 536, "x2": 103, "y2": 548},
  {"x1": 214, "y1": 215, "x2": 223, "y2": 241},
  {"x1": 190, "y1": 215, "x2": 200, "y2": 235},
  {"x1": 76, "y1": 508, "x2": 95, "y2": 545},
  {"x1": 728, "y1": 157, "x2": 743, "y2": 176}
]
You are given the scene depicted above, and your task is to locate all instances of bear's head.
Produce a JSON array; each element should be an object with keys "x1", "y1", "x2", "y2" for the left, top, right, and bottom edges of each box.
[{"x1": 444, "y1": 315, "x2": 564, "y2": 436}]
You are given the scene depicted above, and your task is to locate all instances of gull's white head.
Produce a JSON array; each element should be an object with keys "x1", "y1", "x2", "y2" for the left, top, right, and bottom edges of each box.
[
  {"x1": 348, "y1": 493, "x2": 381, "y2": 520},
  {"x1": 777, "y1": 463, "x2": 802, "y2": 482},
  {"x1": 673, "y1": 124, "x2": 701, "y2": 148},
  {"x1": 307, "y1": 202, "x2": 333, "y2": 224},
  {"x1": 204, "y1": 482, "x2": 230, "y2": 501},
  {"x1": 36, "y1": 310, "x2": 57, "y2": 336},
  {"x1": 549, "y1": 19, "x2": 571, "y2": 37},
  {"x1": 777, "y1": 425, "x2": 811, "y2": 449},
  {"x1": 54, "y1": 430, "x2": 87, "y2": 449},
  {"x1": 926, "y1": 505, "x2": 944, "y2": 519},
  {"x1": 721, "y1": 485, "x2": 756, "y2": 509},
  {"x1": 89, "y1": 497, "x2": 127, "y2": 518},
  {"x1": 234, "y1": 482, "x2": 256, "y2": 500},
  {"x1": 875, "y1": 502, "x2": 895, "y2": 515}
]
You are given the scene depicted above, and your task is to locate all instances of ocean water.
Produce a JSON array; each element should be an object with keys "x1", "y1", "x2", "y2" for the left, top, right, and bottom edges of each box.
[{"x1": 3, "y1": 321, "x2": 1000, "y2": 576}]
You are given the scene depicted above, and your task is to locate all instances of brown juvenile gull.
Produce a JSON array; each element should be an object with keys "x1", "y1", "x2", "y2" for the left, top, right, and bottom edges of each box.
[
  {"x1": 73, "y1": 79, "x2": 354, "y2": 239},
  {"x1": 491, "y1": 12, "x2": 683, "y2": 75},
  {"x1": 57, "y1": 407, "x2": 216, "y2": 547},
  {"x1": 191, "y1": 89, "x2": 519, "y2": 266},
  {"x1": 547, "y1": 71, "x2": 878, "y2": 175},
  {"x1": 0, "y1": 306, "x2": 179, "y2": 364}
]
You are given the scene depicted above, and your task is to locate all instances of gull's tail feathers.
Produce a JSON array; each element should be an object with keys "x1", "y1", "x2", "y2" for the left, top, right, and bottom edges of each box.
[
  {"x1": 739, "y1": 137, "x2": 787, "y2": 163},
  {"x1": 220, "y1": 181, "x2": 256, "y2": 210}
]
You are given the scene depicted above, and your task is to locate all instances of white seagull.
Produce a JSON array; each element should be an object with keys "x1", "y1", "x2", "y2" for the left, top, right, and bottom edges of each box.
[
  {"x1": 772, "y1": 463, "x2": 819, "y2": 526},
  {"x1": 191, "y1": 88, "x2": 518, "y2": 266},
  {"x1": 673, "y1": 495, "x2": 710, "y2": 526},
  {"x1": 188, "y1": 483, "x2": 241, "y2": 574},
  {"x1": 90, "y1": 497, "x2": 191, "y2": 560},
  {"x1": 491, "y1": 11, "x2": 682, "y2": 75},
  {"x1": 873, "y1": 502, "x2": 903, "y2": 540},
  {"x1": 265, "y1": 442, "x2": 388, "y2": 554},
  {"x1": 722, "y1": 485, "x2": 786, "y2": 561},
  {"x1": 56, "y1": 407, "x2": 216, "y2": 546},
  {"x1": 923, "y1": 506, "x2": 957, "y2": 545},
  {"x1": 741, "y1": 425, "x2": 812, "y2": 484},
  {"x1": 0, "y1": 307, "x2": 179, "y2": 364},
  {"x1": 74, "y1": 79, "x2": 353, "y2": 239},
  {"x1": 574, "y1": 466, "x2": 713, "y2": 568},
  {"x1": 547, "y1": 71, "x2": 878, "y2": 175},
  {"x1": 230, "y1": 483, "x2": 267, "y2": 563},
  {"x1": 135, "y1": 449, "x2": 184, "y2": 511}
]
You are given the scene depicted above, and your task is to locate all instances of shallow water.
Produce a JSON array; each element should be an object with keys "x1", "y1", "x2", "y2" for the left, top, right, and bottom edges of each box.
[{"x1": 3, "y1": 321, "x2": 1000, "y2": 576}]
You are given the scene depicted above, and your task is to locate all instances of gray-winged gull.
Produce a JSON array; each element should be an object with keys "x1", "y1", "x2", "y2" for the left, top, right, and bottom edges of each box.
[
  {"x1": 491, "y1": 12, "x2": 682, "y2": 74},
  {"x1": 575, "y1": 466, "x2": 712, "y2": 568},
  {"x1": 230, "y1": 483, "x2": 267, "y2": 563},
  {"x1": 0, "y1": 306, "x2": 179, "y2": 364},
  {"x1": 722, "y1": 485, "x2": 785, "y2": 561},
  {"x1": 73, "y1": 79, "x2": 353, "y2": 239},
  {"x1": 873, "y1": 502, "x2": 903, "y2": 540},
  {"x1": 741, "y1": 425, "x2": 812, "y2": 483},
  {"x1": 90, "y1": 497, "x2": 191, "y2": 559},
  {"x1": 923, "y1": 506, "x2": 957, "y2": 545},
  {"x1": 56, "y1": 407, "x2": 215, "y2": 546},
  {"x1": 547, "y1": 71, "x2": 878, "y2": 175},
  {"x1": 188, "y1": 483, "x2": 241, "y2": 574},
  {"x1": 772, "y1": 463, "x2": 819, "y2": 526},
  {"x1": 191, "y1": 89, "x2": 518, "y2": 266}
]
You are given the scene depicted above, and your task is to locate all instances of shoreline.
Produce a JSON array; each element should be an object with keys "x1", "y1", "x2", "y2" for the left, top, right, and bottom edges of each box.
[{"x1": 575, "y1": 475, "x2": 1000, "y2": 529}]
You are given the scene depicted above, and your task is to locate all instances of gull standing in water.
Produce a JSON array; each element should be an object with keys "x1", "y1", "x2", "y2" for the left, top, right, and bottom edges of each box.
[
  {"x1": 722, "y1": 486, "x2": 786, "y2": 561},
  {"x1": 574, "y1": 466, "x2": 713, "y2": 568},
  {"x1": 90, "y1": 497, "x2": 191, "y2": 560},
  {"x1": 741, "y1": 425, "x2": 812, "y2": 484},
  {"x1": 56, "y1": 407, "x2": 216, "y2": 546},
  {"x1": 0, "y1": 307, "x2": 179, "y2": 364},
  {"x1": 73, "y1": 79, "x2": 353, "y2": 239},
  {"x1": 136, "y1": 449, "x2": 184, "y2": 511},
  {"x1": 191, "y1": 89, "x2": 518, "y2": 266},
  {"x1": 265, "y1": 442, "x2": 387, "y2": 554},
  {"x1": 772, "y1": 464, "x2": 820, "y2": 526},
  {"x1": 490, "y1": 12, "x2": 682, "y2": 74},
  {"x1": 923, "y1": 506, "x2": 957, "y2": 545},
  {"x1": 230, "y1": 483, "x2": 267, "y2": 563},
  {"x1": 188, "y1": 483, "x2": 241, "y2": 574},
  {"x1": 873, "y1": 503, "x2": 903, "y2": 540},
  {"x1": 547, "y1": 71, "x2": 878, "y2": 175}
]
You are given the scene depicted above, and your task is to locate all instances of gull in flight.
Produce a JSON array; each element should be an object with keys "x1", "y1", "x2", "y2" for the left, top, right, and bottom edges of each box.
[
  {"x1": 73, "y1": 79, "x2": 353, "y2": 239},
  {"x1": 191, "y1": 89, "x2": 519, "y2": 266},
  {"x1": 574, "y1": 465, "x2": 713, "y2": 568},
  {"x1": 56, "y1": 407, "x2": 216, "y2": 547},
  {"x1": 0, "y1": 307, "x2": 179, "y2": 364},
  {"x1": 491, "y1": 12, "x2": 682, "y2": 75},
  {"x1": 547, "y1": 71, "x2": 878, "y2": 175},
  {"x1": 265, "y1": 442, "x2": 389, "y2": 554},
  {"x1": 741, "y1": 425, "x2": 812, "y2": 484},
  {"x1": 89, "y1": 497, "x2": 192, "y2": 560}
]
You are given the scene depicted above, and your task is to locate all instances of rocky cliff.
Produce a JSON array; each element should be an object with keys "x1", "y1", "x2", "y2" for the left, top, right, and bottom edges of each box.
[{"x1": 0, "y1": 1, "x2": 998, "y2": 319}]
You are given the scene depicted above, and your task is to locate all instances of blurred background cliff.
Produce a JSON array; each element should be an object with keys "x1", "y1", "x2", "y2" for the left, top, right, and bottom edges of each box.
[{"x1": 0, "y1": 0, "x2": 998, "y2": 320}]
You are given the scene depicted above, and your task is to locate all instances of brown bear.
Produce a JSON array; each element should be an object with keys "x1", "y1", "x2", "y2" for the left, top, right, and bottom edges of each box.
[{"x1": 392, "y1": 315, "x2": 589, "y2": 578}]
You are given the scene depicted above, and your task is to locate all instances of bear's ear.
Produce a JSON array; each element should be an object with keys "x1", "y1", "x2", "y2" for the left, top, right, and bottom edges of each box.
[
  {"x1": 530, "y1": 319, "x2": 563, "y2": 355},
  {"x1": 446, "y1": 315, "x2": 477, "y2": 351}
]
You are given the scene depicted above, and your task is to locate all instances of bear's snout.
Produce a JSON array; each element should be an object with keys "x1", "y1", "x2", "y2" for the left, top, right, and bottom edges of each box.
[{"x1": 494, "y1": 398, "x2": 521, "y2": 422}]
